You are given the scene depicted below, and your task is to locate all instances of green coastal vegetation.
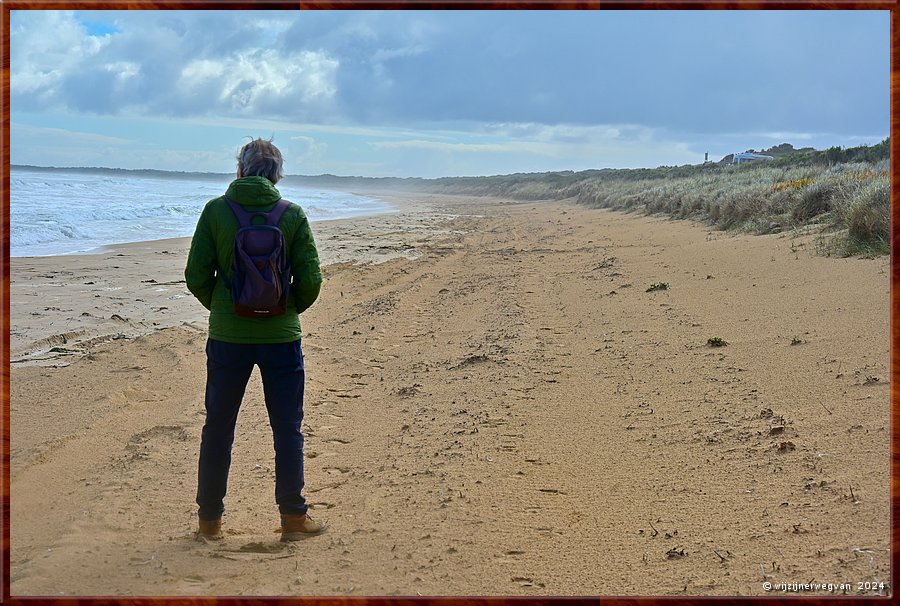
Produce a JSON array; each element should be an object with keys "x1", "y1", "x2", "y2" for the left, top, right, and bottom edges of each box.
[{"x1": 415, "y1": 140, "x2": 891, "y2": 257}]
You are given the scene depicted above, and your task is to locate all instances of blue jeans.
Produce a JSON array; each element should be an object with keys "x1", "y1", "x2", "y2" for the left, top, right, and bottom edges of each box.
[{"x1": 196, "y1": 339, "x2": 308, "y2": 521}]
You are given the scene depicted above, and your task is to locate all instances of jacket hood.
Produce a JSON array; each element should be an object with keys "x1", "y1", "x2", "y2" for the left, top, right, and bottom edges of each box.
[{"x1": 225, "y1": 176, "x2": 282, "y2": 206}]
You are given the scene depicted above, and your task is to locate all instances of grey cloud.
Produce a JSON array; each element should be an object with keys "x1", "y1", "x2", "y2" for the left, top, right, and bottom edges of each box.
[
  {"x1": 12, "y1": 13, "x2": 251, "y2": 112},
  {"x1": 11, "y1": 10, "x2": 888, "y2": 139},
  {"x1": 15, "y1": 11, "x2": 342, "y2": 122},
  {"x1": 313, "y1": 11, "x2": 886, "y2": 136}
]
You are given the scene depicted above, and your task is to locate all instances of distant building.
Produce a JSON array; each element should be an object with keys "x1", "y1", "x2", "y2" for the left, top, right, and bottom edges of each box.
[{"x1": 732, "y1": 152, "x2": 775, "y2": 165}]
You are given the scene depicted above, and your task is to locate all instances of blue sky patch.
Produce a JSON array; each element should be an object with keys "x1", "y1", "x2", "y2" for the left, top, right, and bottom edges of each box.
[{"x1": 75, "y1": 13, "x2": 119, "y2": 37}]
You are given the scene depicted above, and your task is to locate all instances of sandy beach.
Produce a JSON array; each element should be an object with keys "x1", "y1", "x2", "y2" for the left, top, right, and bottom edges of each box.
[{"x1": 8, "y1": 192, "x2": 890, "y2": 596}]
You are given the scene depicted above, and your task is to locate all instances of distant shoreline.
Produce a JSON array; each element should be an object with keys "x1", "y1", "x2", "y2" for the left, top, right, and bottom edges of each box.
[
  {"x1": 12, "y1": 163, "x2": 231, "y2": 181},
  {"x1": 11, "y1": 163, "x2": 432, "y2": 191}
]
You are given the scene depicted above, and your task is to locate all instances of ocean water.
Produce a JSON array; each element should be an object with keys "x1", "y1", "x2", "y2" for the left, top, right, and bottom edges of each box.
[{"x1": 10, "y1": 168, "x2": 394, "y2": 257}]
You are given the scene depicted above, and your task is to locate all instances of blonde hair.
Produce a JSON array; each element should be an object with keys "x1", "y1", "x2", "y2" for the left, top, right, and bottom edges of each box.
[{"x1": 237, "y1": 138, "x2": 284, "y2": 184}]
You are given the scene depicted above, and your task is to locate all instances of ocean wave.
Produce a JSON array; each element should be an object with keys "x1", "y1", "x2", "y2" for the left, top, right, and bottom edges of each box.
[
  {"x1": 11, "y1": 220, "x2": 92, "y2": 247},
  {"x1": 10, "y1": 169, "x2": 393, "y2": 256}
]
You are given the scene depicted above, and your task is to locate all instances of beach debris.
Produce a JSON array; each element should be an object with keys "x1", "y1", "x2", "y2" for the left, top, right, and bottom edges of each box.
[
  {"x1": 452, "y1": 354, "x2": 491, "y2": 369},
  {"x1": 524, "y1": 458, "x2": 548, "y2": 465},
  {"x1": 804, "y1": 479, "x2": 828, "y2": 491},
  {"x1": 130, "y1": 553, "x2": 156, "y2": 566},
  {"x1": 593, "y1": 256, "x2": 617, "y2": 271},
  {"x1": 395, "y1": 384, "x2": 422, "y2": 397},
  {"x1": 646, "y1": 282, "x2": 669, "y2": 292},
  {"x1": 48, "y1": 346, "x2": 82, "y2": 355},
  {"x1": 707, "y1": 337, "x2": 728, "y2": 347},
  {"x1": 110, "y1": 365, "x2": 146, "y2": 373},
  {"x1": 666, "y1": 546, "x2": 687, "y2": 560}
]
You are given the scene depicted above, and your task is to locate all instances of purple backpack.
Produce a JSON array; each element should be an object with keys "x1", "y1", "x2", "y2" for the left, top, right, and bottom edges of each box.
[{"x1": 222, "y1": 195, "x2": 292, "y2": 318}]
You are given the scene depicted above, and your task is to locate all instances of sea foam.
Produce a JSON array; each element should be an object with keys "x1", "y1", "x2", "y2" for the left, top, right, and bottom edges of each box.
[{"x1": 11, "y1": 169, "x2": 393, "y2": 257}]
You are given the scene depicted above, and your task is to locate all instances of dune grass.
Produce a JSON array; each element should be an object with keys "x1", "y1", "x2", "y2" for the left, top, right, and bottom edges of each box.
[
  {"x1": 569, "y1": 160, "x2": 890, "y2": 257},
  {"x1": 416, "y1": 146, "x2": 890, "y2": 258}
]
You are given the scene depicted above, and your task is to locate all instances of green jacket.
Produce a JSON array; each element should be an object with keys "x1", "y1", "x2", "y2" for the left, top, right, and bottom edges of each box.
[{"x1": 185, "y1": 176, "x2": 322, "y2": 344}]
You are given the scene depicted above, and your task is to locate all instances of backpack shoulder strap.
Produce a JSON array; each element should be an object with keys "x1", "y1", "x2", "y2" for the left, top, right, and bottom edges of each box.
[
  {"x1": 223, "y1": 195, "x2": 291, "y2": 228},
  {"x1": 267, "y1": 199, "x2": 292, "y2": 227},
  {"x1": 222, "y1": 195, "x2": 253, "y2": 229}
]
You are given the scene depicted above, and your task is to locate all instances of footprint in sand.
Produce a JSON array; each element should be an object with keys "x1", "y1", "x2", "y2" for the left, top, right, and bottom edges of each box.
[
  {"x1": 307, "y1": 480, "x2": 347, "y2": 493},
  {"x1": 496, "y1": 550, "x2": 527, "y2": 565},
  {"x1": 236, "y1": 541, "x2": 289, "y2": 554},
  {"x1": 512, "y1": 575, "x2": 545, "y2": 588},
  {"x1": 181, "y1": 574, "x2": 206, "y2": 584},
  {"x1": 323, "y1": 466, "x2": 351, "y2": 475},
  {"x1": 126, "y1": 425, "x2": 189, "y2": 449},
  {"x1": 206, "y1": 542, "x2": 294, "y2": 561},
  {"x1": 172, "y1": 574, "x2": 215, "y2": 595},
  {"x1": 122, "y1": 425, "x2": 190, "y2": 468}
]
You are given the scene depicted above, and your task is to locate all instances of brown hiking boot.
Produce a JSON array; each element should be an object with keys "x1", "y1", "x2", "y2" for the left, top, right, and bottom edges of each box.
[
  {"x1": 280, "y1": 513, "x2": 326, "y2": 541},
  {"x1": 197, "y1": 518, "x2": 223, "y2": 540}
]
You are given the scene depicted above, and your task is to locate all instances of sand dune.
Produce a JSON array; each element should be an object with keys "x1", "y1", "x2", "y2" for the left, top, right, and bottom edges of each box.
[{"x1": 8, "y1": 193, "x2": 890, "y2": 596}]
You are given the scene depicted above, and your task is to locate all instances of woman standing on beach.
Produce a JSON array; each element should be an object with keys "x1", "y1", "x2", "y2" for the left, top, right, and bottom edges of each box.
[{"x1": 184, "y1": 138, "x2": 325, "y2": 541}]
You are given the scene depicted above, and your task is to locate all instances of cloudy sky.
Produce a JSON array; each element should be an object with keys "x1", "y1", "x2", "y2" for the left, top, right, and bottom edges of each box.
[{"x1": 10, "y1": 10, "x2": 889, "y2": 178}]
